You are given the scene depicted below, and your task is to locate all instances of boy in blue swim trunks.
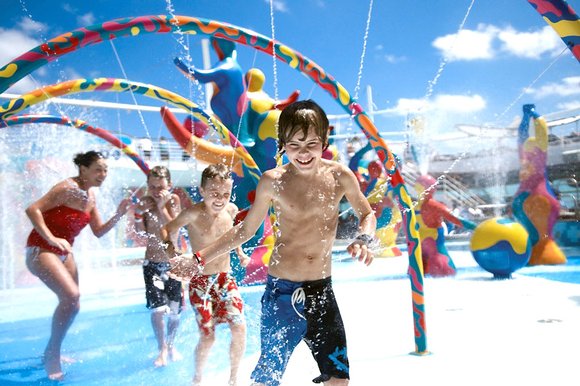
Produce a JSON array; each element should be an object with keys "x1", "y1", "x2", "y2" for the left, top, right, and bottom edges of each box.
[{"x1": 169, "y1": 100, "x2": 376, "y2": 385}]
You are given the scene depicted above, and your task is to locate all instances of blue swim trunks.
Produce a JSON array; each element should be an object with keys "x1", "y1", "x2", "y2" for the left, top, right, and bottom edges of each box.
[{"x1": 250, "y1": 275, "x2": 349, "y2": 385}]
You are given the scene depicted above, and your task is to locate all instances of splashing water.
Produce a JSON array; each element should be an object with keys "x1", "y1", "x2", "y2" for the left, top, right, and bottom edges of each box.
[{"x1": 0, "y1": 122, "x2": 129, "y2": 290}]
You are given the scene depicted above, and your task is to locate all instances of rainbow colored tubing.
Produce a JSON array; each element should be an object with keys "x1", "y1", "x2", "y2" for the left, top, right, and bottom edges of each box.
[
  {"x1": 528, "y1": 0, "x2": 580, "y2": 62},
  {"x1": 0, "y1": 78, "x2": 262, "y2": 189},
  {"x1": 0, "y1": 16, "x2": 426, "y2": 353},
  {"x1": 0, "y1": 114, "x2": 150, "y2": 174}
]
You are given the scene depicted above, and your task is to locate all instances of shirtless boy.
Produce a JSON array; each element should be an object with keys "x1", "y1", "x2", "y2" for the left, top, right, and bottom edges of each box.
[
  {"x1": 134, "y1": 166, "x2": 183, "y2": 367},
  {"x1": 169, "y1": 100, "x2": 376, "y2": 385},
  {"x1": 162, "y1": 164, "x2": 250, "y2": 386}
]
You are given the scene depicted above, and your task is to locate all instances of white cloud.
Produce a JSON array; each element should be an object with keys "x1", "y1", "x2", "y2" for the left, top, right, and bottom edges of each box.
[
  {"x1": 556, "y1": 100, "x2": 580, "y2": 110},
  {"x1": 77, "y1": 12, "x2": 96, "y2": 27},
  {"x1": 432, "y1": 24, "x2": 498, "y2": 61},
  {"x1": 498, "y1": 26, "x2": 562, "y2": 59},
  {"x1": 17, "y1": 17, "x2": 47, "y2": 34},
  {"x1": 0, "y1": 20, "x2": 51, "y2": 94},
  {"x1": 526, "y1": 76, "x2": 580, "y2": 98},
  {"x1": 3, "y1": 76, "x2": 38, "y2": 94},
  {"x1": 383, "y1": 54, "x2": 406, "y2": 64},
  {"x1": 0, "y1": 28, "x2": 41, "y2": 66},
  {"x1": 62, "y1": 3, "x2": 76, "y2": 13},
  {"x1": 432, "y1": 24, "x2": 566, "y2": 61},
  {"x1": 388, "y1": 94, "x2": 486, "y2": 115},
  {"x1": 374, "y1": 44, "x2": 405, "y2": 63},
  {"x1": 264, "y1": 0, "x2": 289, "y2": 12},
  {"x1": 433, "y1": 94, "x2": 486, "y2": 113}
]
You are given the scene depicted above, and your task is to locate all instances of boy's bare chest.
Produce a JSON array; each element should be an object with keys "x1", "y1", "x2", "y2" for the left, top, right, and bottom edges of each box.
[
  {"x1": 193, "y1": 213, "x2": 233, "y2": 237},
  {"x1": 276, "y1": 176, "x2": 341, "y2": 212}
]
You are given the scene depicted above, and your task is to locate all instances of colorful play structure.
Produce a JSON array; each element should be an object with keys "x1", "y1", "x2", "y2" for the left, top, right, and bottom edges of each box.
[
  {"x1": 1, "y1": 0, "x2": 578, "y2": 356},
  {"x1": 511, "y1": 104, "x2": 567, "y2": 265}
]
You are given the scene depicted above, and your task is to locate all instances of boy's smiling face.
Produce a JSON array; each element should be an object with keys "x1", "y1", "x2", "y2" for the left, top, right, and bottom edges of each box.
[
  {"x1": 200, "y1": 177, "x2": 234, "y2": 214},
  {"x1": 283, "y1": 126, "x2": 324, "y2": 173}
]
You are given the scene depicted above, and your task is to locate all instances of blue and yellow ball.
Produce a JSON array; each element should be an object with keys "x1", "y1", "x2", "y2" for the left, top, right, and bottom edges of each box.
[{"x1": 469, "y1": 217, "x2": 531, "y2": 279}]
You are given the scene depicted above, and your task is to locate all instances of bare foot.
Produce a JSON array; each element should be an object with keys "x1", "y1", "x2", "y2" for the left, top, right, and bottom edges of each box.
[
  {"x1": 168, "y1": 346, "x2": 183, "y2": 362},
  {"x1": 154, "y1": 348, "x2": 168, "y2": 367},
  {"x1": 43, "y1": 349, "x2": 64, "y2": 381}
]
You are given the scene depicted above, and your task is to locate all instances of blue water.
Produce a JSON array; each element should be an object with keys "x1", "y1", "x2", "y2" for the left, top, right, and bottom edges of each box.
[
  {"x1": 2, "y1": 245, "x2": 578, "y2": 384},
  {"x1": 517, "y1": 249, "x2": 580, "y2": 284},
  {"x1": 0, "y1": 286, "x2": 266, "y2": 385}
]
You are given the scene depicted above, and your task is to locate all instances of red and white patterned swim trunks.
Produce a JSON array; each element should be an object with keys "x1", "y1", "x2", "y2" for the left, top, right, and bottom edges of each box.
[{"x1": 188, "y1": 272, "x2": 245, "y2": 335}]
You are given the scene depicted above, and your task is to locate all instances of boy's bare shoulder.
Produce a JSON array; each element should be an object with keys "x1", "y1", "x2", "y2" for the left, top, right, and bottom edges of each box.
[
  {"x1": 260, "y1": 167, "x2": 287, "y2": 187},
  {"x1": 321, "y1": 159, "x2": 352, "y2": 177},
  {"x1": 262, "y1": 166, "x2": 286, "y2": 180},
  {"x1": 226, "y1": 202, "x2": 239, "y2": 217},
  {"x1": 177, "y1": 202, "x2": 203, "y2": 220}
]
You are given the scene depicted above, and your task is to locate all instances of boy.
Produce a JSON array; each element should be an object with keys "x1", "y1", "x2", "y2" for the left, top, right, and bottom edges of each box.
[
  {"x1": 162, "y1": 164, "x2": 250, "y2": 386},
  {"x1": 134, "y1": 165, "x2": 183, "y2": 367},
  {"x1": 169, "y1": 100, "x2": 376, "y2": 385}
]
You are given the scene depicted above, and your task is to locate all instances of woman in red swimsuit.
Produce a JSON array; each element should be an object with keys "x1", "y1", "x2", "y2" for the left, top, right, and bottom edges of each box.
[{"x1": 25, "y1": 151, "x2": 131, "y2": 381}]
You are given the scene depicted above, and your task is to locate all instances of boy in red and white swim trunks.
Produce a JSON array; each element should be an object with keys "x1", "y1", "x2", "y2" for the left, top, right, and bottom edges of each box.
[{"x1": 161, "y1": 164, "x2": 250, "y2": 386}]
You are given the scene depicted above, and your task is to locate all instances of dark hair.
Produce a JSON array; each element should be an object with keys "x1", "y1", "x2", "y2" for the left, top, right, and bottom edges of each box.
[
  {"x1": 148, "y1": 165, "x2": 172, "y2": 184},
  {"x1": 73, "y1": 151, "x2": 104, "y2": 168},
  {"x1": 201, "y1": 164, "x2": 232, "y2": 187},
  {"x1": 277, "y1": 99, "x2": 329, "y2": 154}
]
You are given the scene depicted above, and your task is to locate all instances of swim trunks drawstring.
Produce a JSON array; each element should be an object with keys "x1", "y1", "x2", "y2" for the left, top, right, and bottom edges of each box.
[
  {"x1": 203, "y1": 275, "x2": 219, "y2": 309},
  {"x1": 291, "y1": 287, "x2": 306, "y2": 320}
]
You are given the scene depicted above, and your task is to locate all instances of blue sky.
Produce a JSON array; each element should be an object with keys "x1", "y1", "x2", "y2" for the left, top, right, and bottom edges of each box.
[{"x1": 1, "y1": 0, "x2": 579, "y2": 154}]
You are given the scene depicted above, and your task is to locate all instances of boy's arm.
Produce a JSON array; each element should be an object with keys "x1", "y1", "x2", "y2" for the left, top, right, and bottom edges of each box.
[
  {"x1": 340, "y1": 165, "x2": 376, "y2": 265},
  {"x1": 169, "y1": 174, "x2": 274, "y2": 280},
  {"x1": 160, "y1": 208, "x2": 194, "y2": 253}
]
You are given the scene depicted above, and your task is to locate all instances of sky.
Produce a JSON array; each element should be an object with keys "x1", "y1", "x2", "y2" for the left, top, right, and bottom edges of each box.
[{"x1": 1, "y1": 0, "x2": 579, "y2": 154}]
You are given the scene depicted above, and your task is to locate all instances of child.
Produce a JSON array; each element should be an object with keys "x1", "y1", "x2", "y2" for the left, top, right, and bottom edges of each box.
[
  {"x1": 134, "y1": 166, "x2": 183, "y2": 367},
  {"x1": 161, "y1": 164, "x2": 250, "y2": 386},
  {"x1": 169, "y1": 100, "x2": 376, "y2": 386}
]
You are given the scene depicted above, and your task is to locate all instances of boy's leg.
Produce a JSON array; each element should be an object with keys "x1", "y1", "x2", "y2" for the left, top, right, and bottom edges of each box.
[
  {"x1": 151, "y1": 307, "x2": 168, "y2": 367},
  {"x1": 250, "y1": 287, "x2": 306, "y2": 386},
  {"x1": 304, "y1": 282, "x2": 349, "y2": 384},
  {"x1": 143, "y1": 261, "x2": 170, "y2": 367},
  {"x1": 189, "y1": 275, "x2": 216, "y2": 385},
  {"x1": 166, "y1": 303, "x2": 182, "y2": 361},
  {"x1": 166, "y1": 278, "x2": 184, "y2": 361},
  {"x1": 193, "y1": 329, "x2": 215, "y2": 385},
  {"x1": 228, "y1": 321, "x2": 246, "y2": 386}
]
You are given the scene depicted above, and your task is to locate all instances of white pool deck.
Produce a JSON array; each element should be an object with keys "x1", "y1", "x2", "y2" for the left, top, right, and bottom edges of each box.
[{"x1": 2, "y1": 246, "x2": 579, "y2": 385}]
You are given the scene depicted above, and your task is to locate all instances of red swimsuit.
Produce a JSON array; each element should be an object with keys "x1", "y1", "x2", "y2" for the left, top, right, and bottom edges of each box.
[{"x1": 26, "y1": 206, "x2": 91, "y2": 255}]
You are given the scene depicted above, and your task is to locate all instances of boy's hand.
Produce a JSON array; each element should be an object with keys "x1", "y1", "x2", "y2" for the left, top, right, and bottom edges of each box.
[
  {"x1": 153, "y1": 189, "x2": 172, "y2": 209},
  {"x1": 238, "y1": 251, "x2": 251, "y2": 268},
  {"x1": 236, "y1": 246, "x2": 250, "y2": 268},
  {"x1": 347, "y1": 234, "x2": 374, "y2": 266},
  {"x1": 168, "y1": 254, "x2": 203, "y2": 281}
]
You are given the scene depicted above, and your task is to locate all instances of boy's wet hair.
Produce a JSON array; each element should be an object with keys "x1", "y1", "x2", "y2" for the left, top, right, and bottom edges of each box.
[
  {"x1": 201, "y1": 163, "x2": 232, "y2": 187},
  {"x1": 73, "y1": 151, "x2": 104, "y2": 168},
  {"x1": 277, "y1": 99, "x2": 329, "y2": 154},
  {"x1": 148, "y1": 165, "x2": 172, "y2": 184}
]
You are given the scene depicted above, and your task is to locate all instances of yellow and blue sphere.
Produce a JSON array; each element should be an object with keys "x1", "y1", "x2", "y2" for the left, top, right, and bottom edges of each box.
[{"x1": 469, "y1": 217, "x2": 531, "y2": 279}]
